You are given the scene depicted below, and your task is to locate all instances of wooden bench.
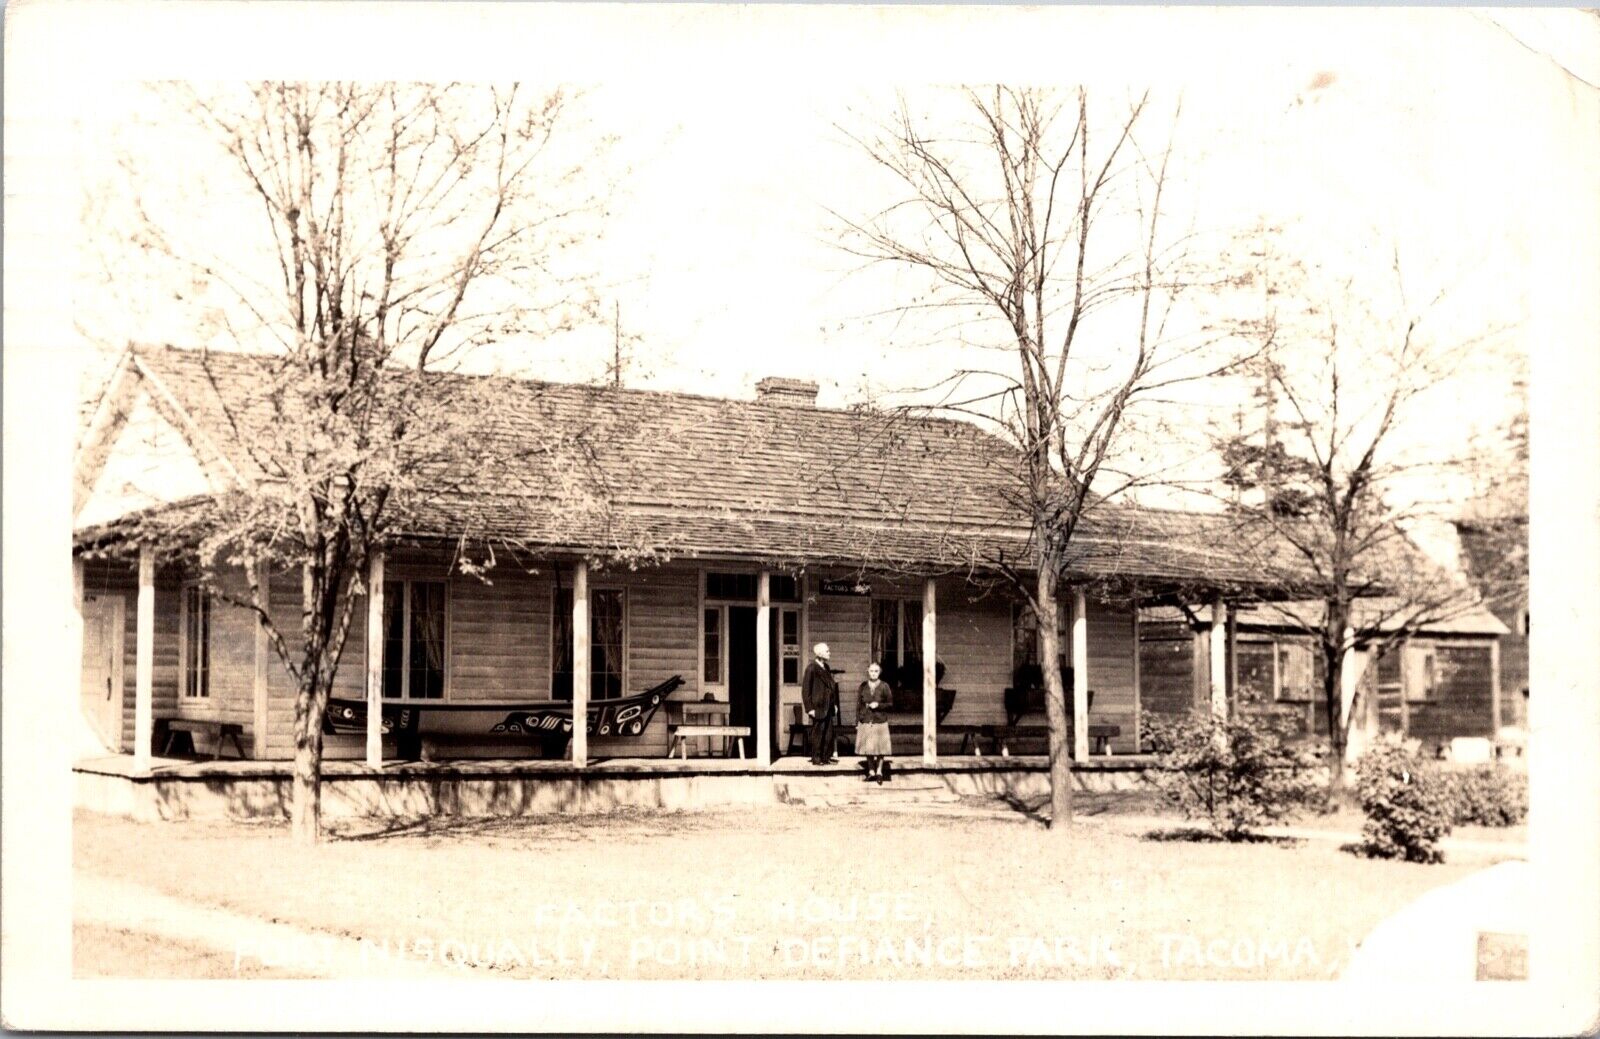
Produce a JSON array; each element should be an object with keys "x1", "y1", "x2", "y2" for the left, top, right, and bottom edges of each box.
[
  {"x1": 670, "y1": 724, "x2": 749, "y2": 759},
  {"x1": 158, "y1": 718, "x2": 247, "y2": 760},
  {"x1": 1001, "y1": 669, "x2": 1121, "y2": 755},
  {"x1": 983, "y1": 723, "x2": 1121, "y2": 757}
]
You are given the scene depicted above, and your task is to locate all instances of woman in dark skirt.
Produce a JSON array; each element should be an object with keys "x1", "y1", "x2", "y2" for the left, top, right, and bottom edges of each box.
[{"x1": 856, "y1": 661, "x2": 893, "y2": 783}]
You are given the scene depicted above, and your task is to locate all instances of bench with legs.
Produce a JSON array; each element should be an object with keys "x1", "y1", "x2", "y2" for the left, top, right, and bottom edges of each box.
[
  {"x1": 670, "y1": 725, "x2": 749, "y2": 759},
  {"x1": 989, "y1": 666, "x2": 1121, "y2": 756},
  {"x1": 157, "y1": 718, "x2": 247, "y2": 760}
]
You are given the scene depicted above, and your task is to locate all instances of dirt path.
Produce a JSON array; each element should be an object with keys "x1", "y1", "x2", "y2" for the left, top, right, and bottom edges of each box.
[{"x1": 74, "y1": 873, "x2": 464, "y2": 980}]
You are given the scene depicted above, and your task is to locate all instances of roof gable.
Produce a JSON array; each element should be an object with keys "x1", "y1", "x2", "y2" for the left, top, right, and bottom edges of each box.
[{"x1": 75, "y1": 384, "x2": 216, "y2": 529}]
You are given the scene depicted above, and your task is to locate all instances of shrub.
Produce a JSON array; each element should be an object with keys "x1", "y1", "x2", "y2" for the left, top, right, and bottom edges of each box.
[
  {"x1": 1438, "y1": 764, "x2": 1528, "y2": 827},
  {"x1": 1143, "y1": 714, "x2": 1324, "y2": 840},
  {"x1": 1354, "y1": 736, "x2": 1454, "y2": 863}
]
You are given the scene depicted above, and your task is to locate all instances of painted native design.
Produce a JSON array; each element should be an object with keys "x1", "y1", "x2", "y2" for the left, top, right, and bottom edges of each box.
[{"x1": 323, "y1": 675, "x2": 683, "y2": 743}]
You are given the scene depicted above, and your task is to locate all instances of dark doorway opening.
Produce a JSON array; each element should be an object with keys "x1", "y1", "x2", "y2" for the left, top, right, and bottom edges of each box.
[{"x1": 728, "y1": 606, "x2": 757, "y2": 734}]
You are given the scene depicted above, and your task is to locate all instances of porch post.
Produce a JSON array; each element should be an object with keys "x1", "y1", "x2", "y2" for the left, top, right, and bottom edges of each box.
[
  {"x1": 1208, "y1": 597, "x2": 1228, "y2": 721},
  {"x1": 572, "y1": 560, "x2": 589, "y2": 767},
  {"x1": 254, "y1": 558, "x2": 271, "y2": 760},
  {"x1": 922, "y1": 577, "x2": 937, "y2": 764},
  {"x1": 365, "y1": 551, "x2": 384, "y2": 768},
  {"x1": 133, "y1": 544, "x2": 154, "y2": 771},
  {"x1": 1071, "y1": 588, "x2": 1089, "y2": 763},
  {"x1": 756, "y1": 570, "x2": 772, "y2": 763},
  {"x1": 1225, "y1": 601, "x2": 1239, "y2": 714}
]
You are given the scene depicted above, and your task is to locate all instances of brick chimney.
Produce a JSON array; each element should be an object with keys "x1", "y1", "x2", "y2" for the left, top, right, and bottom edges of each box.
[{"x1": 754, "y1": 377, "x2": 820, "y2": 407}]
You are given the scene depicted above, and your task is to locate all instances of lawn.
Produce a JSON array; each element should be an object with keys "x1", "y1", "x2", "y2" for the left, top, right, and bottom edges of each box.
[{"x1": 73, "y1": 797, "x2": 1488, "y2": 981}]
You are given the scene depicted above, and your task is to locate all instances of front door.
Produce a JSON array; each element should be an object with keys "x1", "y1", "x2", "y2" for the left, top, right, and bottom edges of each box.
[
  {"x1": 81, "y1": 595, "x2": 124, "y2": 752},
  {"x1": 727, "y1": 606, "x2": 757, "y2": 733}
]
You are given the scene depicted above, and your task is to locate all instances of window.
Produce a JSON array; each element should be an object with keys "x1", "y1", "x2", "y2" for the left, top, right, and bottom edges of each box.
[
  {"x1": 552, "y1": 587, "x2": 626, "y2": 701},
  {"x1": 705, "y1": 571, "x2": 799, "y2": 602},
  {"x1": 1013, "y1": 604, "x2": 1040, "y2": 670},
  {"x1": 1276, "y1": 642, "x2": 1317, "y2": 701},
  {"x1": 1235, "y1": 641, "x2": 1276, "y2": 703},
  {"x1": 1405, "y1": 645, "x2": 1437, "y2": 703},
  {"x1": 779, "y1": 608, "x2": 801, "y2": 685},
  {"x1": 382, "y1": 580, "x2": 446, "y2": 700},
  {"x1": 182, "y1": 585, "x2": 210, "y2": 699},
  {"x1": 703, "y1": 606, "x2": 722, "y2": 685},
  {"x1": 872, "y1": 598, "x2": 923, "y2": 684}
]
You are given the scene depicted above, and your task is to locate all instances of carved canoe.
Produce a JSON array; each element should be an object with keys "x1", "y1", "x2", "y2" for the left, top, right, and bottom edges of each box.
[{"x1": 323, "y1": 674, "x2": 684, "y2": 742}]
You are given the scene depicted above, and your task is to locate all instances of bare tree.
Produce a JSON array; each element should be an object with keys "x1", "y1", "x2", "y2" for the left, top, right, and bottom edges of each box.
[
  {"x1": 836, "y1": 88, "x2": 1252, "y2": 831},
  {"x1": 94, "y1": 82, "x2": 620, "y2": 842},
  {"x1": 1213, "y1": 243, "x2": 1512, "y2": 794}
]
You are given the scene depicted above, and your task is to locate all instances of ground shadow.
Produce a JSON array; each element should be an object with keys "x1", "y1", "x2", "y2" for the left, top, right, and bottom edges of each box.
[{"x1": 1142, "y1": 826, "x2": 1305, "y2": 847}]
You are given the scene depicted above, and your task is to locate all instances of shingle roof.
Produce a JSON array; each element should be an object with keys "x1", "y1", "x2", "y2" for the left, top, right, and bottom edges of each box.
[
  {"x1": 1140, "y1": 599, "x2": 1509, "y2": 637},
  {"x1": 80, "y1": 344, "x2": 1320, "y2": 592}
]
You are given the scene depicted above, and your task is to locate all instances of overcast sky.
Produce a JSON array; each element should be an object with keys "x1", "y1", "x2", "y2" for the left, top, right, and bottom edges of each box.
[{"x1": 27, "y1": 5, "x2": 1598, "y2": 515}]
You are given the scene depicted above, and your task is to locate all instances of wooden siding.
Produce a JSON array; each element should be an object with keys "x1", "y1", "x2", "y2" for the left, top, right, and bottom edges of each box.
[
  {"x1": 1139, "y1": 621, "x2": 1198, "y2": 717},
  {"x1": 80, "y1": 559, "x2": 179, "y2": 756},
  {"x1": 933, "y1": 580, "x2": 1012, "y2": 728},
  {"x1": 134, "y1": 552, "x2": 1141, "y2": 760},
  {"x1": 808, "y1": 578, "x2": 872, "y2": 725},
  {"x1": 1406, "y1": 641, "x2": 1496, "y2": 747},
  {"x1": 185, "y1": 565, "x2": 257, "y2": 750},
  {"x1": 1083, "y1": 598, "x2": 1137, "y2": 751}
]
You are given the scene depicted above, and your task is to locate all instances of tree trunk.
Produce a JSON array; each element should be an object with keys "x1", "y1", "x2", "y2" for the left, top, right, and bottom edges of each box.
[
  {"x1": 1322, "y1": 607, "x2": 1348, "y2": 799},
  {"x1": 1036, "y1": 567, "x2": 1073, "y2": 831},
  {"x1": 291, "y1": 671, "x2": 329, "y2": 844}
]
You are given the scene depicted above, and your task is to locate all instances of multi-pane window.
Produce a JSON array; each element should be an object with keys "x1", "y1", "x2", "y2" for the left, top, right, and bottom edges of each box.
[
  {"x1": 704, "y1": 572, "x2": 800, "y2": 602},
  {"x1": 552, "y1": 588, "x2": 626, "y2": 701},
  {"x1": 779, "y1": 608, "x2": 801, "y2": 685},
  {"x1": 703, "y1": 606, "x2": 722, "y2": 685},
  {"x1": 382, "y1": 580, "x2": 446, "y2": 700},
  {"x1": 182, "y1": 585, "x2": 210, "y2": 699},
  {"x1": 1235, "y1": 641, "x2": 1277, "y2": 703}
]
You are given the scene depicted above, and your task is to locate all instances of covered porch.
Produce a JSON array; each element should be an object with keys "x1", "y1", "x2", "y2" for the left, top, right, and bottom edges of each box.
[{"x1": 79, "y1": 544, "x2": 1165, "y2": 775}]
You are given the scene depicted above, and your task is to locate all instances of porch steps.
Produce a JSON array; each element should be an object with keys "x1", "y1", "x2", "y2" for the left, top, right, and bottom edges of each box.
[{"x1": 773, "y1": 770, "x2": 962, "y2": 808}]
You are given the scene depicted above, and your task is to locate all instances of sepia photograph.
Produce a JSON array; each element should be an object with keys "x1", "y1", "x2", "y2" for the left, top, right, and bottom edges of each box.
[{"x1": 3, "y1": 2, "x2": 1597, "y2": 1033}]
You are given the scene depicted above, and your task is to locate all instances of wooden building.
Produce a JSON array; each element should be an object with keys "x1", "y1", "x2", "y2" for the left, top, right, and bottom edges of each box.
[
  {"x1": 1139, "y1": 600, "x2": 1509, "y2": 757},
  {"x1": 73, "y1": 345, "x2": 1314, "y2": 782}
]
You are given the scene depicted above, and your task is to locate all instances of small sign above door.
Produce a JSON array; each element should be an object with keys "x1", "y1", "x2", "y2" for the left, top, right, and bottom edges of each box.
[{"x1": 819, "y1": 578, "x2": 871, "y2": 596}]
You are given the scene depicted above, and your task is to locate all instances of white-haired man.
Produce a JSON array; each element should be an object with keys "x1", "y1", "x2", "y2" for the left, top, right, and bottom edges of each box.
[{"x1": 800, "y1": 642, "x2": 841, "y2": 765}]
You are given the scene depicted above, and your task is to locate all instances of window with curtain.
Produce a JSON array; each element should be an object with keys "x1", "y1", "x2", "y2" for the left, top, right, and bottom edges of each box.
[
  {"x1": 552, "y1": 587, "x2": 626, "y2": 701},
  {"x1": 182, "y1": 585, "x2": 210, "y2": 698},
  {"x1": 382, "y1": 580, "x2": 446, "y2": 699},
  {"x1": 872, "y1": 598, "x2": 924, "y2": 688},
  {"x1": 1012, "y1": 604, "x2": 1040, "y2": 670}
]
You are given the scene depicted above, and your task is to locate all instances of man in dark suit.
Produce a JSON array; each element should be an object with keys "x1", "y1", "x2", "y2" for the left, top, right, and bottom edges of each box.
[{"x1": 800, "y1": 642, "x2": 840, "y2": 765}]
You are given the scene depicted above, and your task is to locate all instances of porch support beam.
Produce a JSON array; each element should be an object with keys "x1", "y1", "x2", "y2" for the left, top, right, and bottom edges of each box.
[
  {"x1": 1208, "y1": 596, "x2": 1228, "y2": 721},
  {"x1": 1071, "y1": 588, "x2": 1089, "y2": 763},
  {"x1": 572, "y1": 560, "x2": 589, "y2": 768},
  {"x1": 922, "y1": 577, "x2": 937, "y2": 764},
  {"x1": 756, "y1": 570, "x2": 772, "y2": 763},
  {"x1": 254, "y1": 558, "x2": 271, "y2": 761},
  {"x1": 1225, "y1": 600, "x2": 1239, "y2": 715},
  {"x1": 364, "y1": 551, "x2": 384, "y2": 768},
  {"x1": 133, "y1": 544, "x2": 154, "y2": 772}
]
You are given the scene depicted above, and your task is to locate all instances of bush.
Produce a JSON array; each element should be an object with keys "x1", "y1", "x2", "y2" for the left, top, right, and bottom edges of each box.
[
  {"x1": 1438, "y1": 764, "x2": 1528, "y2": 827},
  {"x1": 1143, "y1": 714, "x2": 1324, "y2": 841},
  {"x1": 1354, "y1": 736, "x2": 1454, "y2": 863}
]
